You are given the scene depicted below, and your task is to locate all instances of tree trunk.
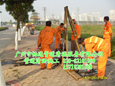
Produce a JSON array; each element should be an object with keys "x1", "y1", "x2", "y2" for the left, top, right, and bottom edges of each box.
[
  {"x1": 16, "y1": 18, "x2": 19, "y2": 31},
  {"x1": 18, "y1": 21, "x2": 21, "y2": 41},
  {"x1": 21, "y1": 20, "x2": 23, "y2": 36},
  {"x1": 0, "y1": 58, "x2": 6, "y2": 86},
  {"x1": 15, "y1": 19, "x2": 20, "y2": 50},
  {"x1": 21, "y1": 20, "x2": 24, "y2": 27}
]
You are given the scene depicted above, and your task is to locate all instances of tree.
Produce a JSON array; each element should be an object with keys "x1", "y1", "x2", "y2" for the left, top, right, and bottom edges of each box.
[
  {"x1": 9, "y1": 20, "x2": 12, "y2": 25},
  {"x1": 2, "y1": 0, "x2": 35, "y2": 50},
  {"x1": 30, "y1": 12, "x2": 40, "y2": 24},
  {"x1": 0, "y1": 1, "x2": 4, "y2": 5},
  {"x1": 20, "y1": 12, "x2": 29, "y2": 27},
  {"x1": 4, "y1": 0, "x2": 35, "y2": 31}
]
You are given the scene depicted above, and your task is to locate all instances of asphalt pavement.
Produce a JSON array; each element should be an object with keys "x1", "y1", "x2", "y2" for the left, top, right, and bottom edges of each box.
[{"x1": 0, "y1": 27, "x2": 16, "y2": 53}]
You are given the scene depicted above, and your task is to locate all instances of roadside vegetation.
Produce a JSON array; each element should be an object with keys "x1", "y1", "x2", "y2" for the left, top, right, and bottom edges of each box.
[{"x1": 0, "y1": 27, "x2": 8, "y2": 31}]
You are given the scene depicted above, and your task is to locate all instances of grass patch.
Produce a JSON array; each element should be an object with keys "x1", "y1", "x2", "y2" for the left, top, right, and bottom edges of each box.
[
  {"x1": 0, "y1": 27, "x2": 8, "y2": 31},
  {"x1": 12, "y1": 69, "x2": 18, "y2": 72},
  {"x1": 36, "y1": 24, "x2": 115, "y2": 59},
  {"x1": 42, "y1": 77, "x2": 47, "y2": 79},
  {"x1": 17, "y1": 72, "x2": 20, "y2": 74},
  {"x1": 9, "y1": 67, "x2": 13, "y2": 69}
]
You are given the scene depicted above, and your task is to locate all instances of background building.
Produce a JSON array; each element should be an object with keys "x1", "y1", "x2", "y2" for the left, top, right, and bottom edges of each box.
[{"x1": 110, "y1": 9, "x2": 115, "y2": 22}]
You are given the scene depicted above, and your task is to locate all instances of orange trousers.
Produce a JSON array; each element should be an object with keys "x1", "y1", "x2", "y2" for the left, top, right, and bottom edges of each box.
[
  {"x1": 98, "y1": 43, "x2": 109, "y2": 78},
  {"x1": 55, "y1": 37, "x2": 61, "y2": 49},
  {"x1": 104, "y1": 38, "x2": 111, "y2": 57},
  {"x1": 40, "y1": 45, "x2": 53, "y2": 69}
]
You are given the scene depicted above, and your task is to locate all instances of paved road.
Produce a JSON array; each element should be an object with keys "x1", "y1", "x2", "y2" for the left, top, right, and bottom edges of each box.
[{"x1": 0, "y1": 27, "x2": 16, "y2": 52}]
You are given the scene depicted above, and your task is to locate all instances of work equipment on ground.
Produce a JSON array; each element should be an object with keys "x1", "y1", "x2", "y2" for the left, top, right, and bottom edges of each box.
[
  {"x1": 58, "y1": 6, "x2": 98, "y2": 81},
  {"x1": 30, "y1": 29, "x2": 34, "y2": 35}
]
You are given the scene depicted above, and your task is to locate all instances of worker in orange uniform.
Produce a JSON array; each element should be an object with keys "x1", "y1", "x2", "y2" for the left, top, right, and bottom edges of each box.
[
  {"x1": 69, "y1": 19, "x2": 81, "y2": 54},
  {"x1": 77, "y1": 36, "x2": 109, "y2": 79},
  {"x1": 37, "y1": 21, "x2": 58, "y2": 69},
  {"x1": 103, "y1": 16, "x2": 112, "y2": 58},
  {"x1": 32, "y1": 24, "x2": 35, "y2": 31},
  {"x1": 55, "y1": 23, "x2": 65, "y2": 51}
]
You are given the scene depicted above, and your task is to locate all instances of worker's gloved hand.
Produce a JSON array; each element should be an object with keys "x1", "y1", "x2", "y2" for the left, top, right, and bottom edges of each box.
[
  {"x1": 64, "y1": 27, "x2": 66, "y2": 29},
  {"x1": 96, "y1": 51, "x2": 98, "y2": 53},
  {"x1": 38, "y1": 44, "x2": 41, "y2": 49}
]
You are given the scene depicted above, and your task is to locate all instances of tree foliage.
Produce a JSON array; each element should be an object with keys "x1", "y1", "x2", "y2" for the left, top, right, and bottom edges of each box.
[
  {"x1": 0, "y1": 0, "x2": 4, "y2": 5},
  {"x1": 9, "y1": 20, "x2": 12, "y2": 25},
  {"x1": 20, "y1": 12, "x2": 29, "y2": 27},
  {"x1": 2, "y1": 0, "x2": 35, "y2": 31}
]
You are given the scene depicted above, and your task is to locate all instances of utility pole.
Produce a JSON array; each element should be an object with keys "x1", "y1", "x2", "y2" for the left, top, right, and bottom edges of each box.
[
  {"x1": 43, "y1": 7, "x2": 46, "y2": 23},
  {"x1": 77, "y1": 7, "x2": 79, "y2": 25},
  {"x1": 0, "y1": 11, "x2": 2, "y2": 27},
  {"x1": 52, "y1": 14, "x2": 54, "y2": 24}
]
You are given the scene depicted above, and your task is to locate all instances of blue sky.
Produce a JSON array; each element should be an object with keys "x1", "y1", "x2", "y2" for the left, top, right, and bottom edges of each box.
[{"x1": 0, "y1": 0, "x2": 115, "y2": 22}]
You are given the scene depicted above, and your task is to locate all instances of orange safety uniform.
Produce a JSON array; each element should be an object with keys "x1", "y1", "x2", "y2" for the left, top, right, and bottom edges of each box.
[
  {"x1": 71, "y1": 24, "x2": 81, "y2": 40},
  {"x1": 84, "y1": 36, "x2": 109, "y2": 78},
  {"x1": 37, "y1": 26, "x2": 57, "y2": 69},
  {"x1": 32, "y1": 25, "x2": 35, "y2": 30},
  {"x1": 103, "y1": 21, "x2": 112, "y2": 57},
  {"x1": 55, "y1": 25, "x2": 65, "y2": 49}
]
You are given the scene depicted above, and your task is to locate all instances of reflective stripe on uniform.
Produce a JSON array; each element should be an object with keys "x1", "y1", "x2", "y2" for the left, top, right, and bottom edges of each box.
[
  {"x1": 97, "y1": 39, "x2": 103, "y2": 50},
  {"x1": 94, "y1": 37, "x2": 98, "y2": 43},
  {"x1": 104, "y1": 32, "x2": 109, "y2": 34},
  {"x1": 71, "y1": 35, "x2": 77, "y2": 37},
  {"x1": 71, "y1": 32, "x2": 77, "y2": 36},
  {"x1": 89, "y1": 36, "x2": 103, "y2": 51},
  {"x1": 71, "y1": 33, "x2": 77, "y2": 36},
  {"x1": 75, "y1": 34, "x2": 77, "y2": 36},
  {"x1": 89, "y1": 36, "x2": 93, "y2": 43},
  {"x1": 93, "y1": 49, "x2": 95, "y2": 52}
]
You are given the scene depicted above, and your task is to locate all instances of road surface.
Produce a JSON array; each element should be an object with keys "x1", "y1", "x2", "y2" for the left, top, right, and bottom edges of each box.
[{"x1": 0, "y1": 27, "x2": 16, "y2": 53}]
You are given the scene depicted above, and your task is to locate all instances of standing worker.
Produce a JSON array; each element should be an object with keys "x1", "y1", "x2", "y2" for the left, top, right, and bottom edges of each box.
[
  {"x1": 32, "y1": 24, "x2": 35, "y2": 34},
  {"x1": 103, "y1": 16, "x2": 112, "y2": 58},
  {"x1": 78, "y1": 36, "x2": 109, "y2": 79},
  {"x1": 37, "y1": 21, "x2": 58, "y2": 69},
  {"x1": 30, "y1": 24, "x2": 35, "y2": 35},
  {"x1": 69, "y1": 19, "x2": 81, "y2": 54},
  {"x1": 27, "y1": 24, "x2": 30, "y2": 32},
  {"x1": 32, "y1": 24, "x2": 35, "y2": 31},
  {"x1": 55, "y1": 23, "x2": 65, "y2": 51}
]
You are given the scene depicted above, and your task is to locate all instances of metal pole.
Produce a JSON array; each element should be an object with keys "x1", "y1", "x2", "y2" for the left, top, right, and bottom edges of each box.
[
  {"x1": 43, "y1": 7, "x2": 46, "y2": 22},
  {"x1": 52, "y1": 14, "x2": 54, "y2": 24},
  {"x1": 0, "y1": 16, "x2": 1, "y2": 27},
  {"x1": 62, "y1": 7, "x2": 66, "y2": 66},
  {"x1": 67, "y1": 7, "x2": 87, "y2": 58},
  {"x1": 65, "y1": 7, "x2": 68, "y2": 64},
  {"x1": 77, "y1": 7, "x2": 79, "y2": 25},
  {"x1": 0, "y1": 15, "x2": 1, "y2": 27}
]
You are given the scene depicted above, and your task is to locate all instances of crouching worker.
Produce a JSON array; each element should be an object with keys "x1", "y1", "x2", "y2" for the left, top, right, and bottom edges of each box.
[
  {"x1": 37, "y1": 21, "x2": 58, "y2": 69},
  {"x1": 77, "y1": 36, "x2": 109, "y2": 79}
]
